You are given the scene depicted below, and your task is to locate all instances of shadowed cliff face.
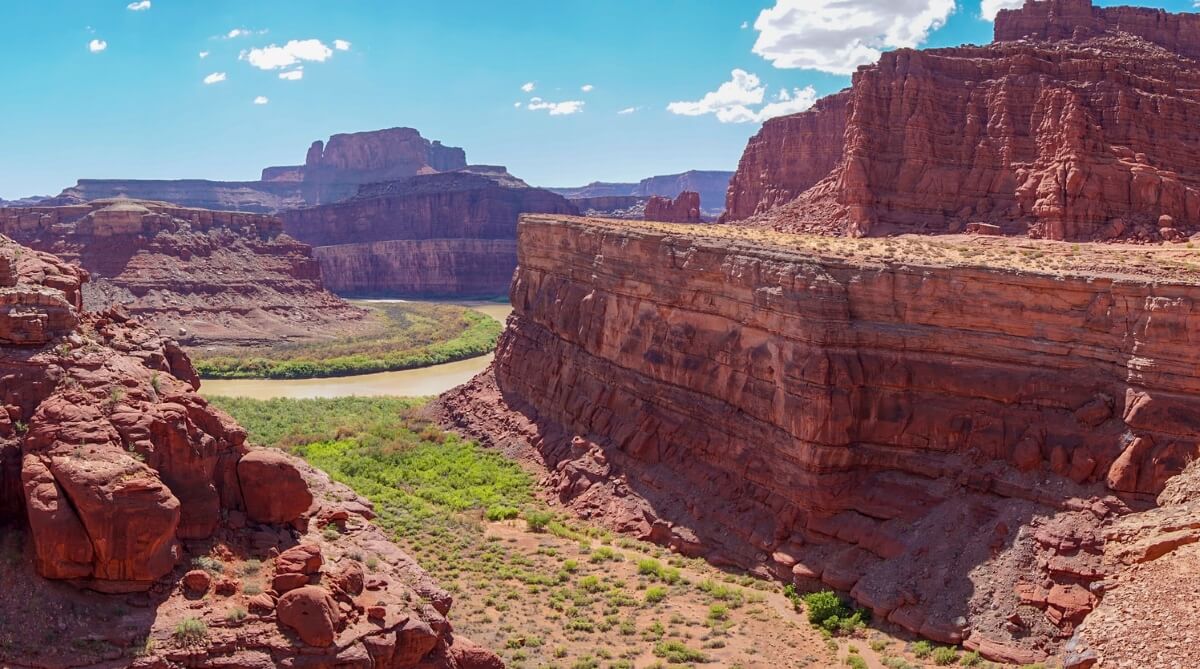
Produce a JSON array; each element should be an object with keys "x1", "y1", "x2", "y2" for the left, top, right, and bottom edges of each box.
[
  {"x1": 724, "y1": 0, "x2": 1200, "y2": 242},
  {"x1": 284, "y1": 170, "x2": 578, "y2": 297},
  {"x1": 439, "y1": 215, "x2": 1200, "y2": 664}
]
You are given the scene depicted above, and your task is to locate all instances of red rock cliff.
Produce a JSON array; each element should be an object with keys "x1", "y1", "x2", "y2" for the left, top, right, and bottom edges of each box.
[
  {"x1": 0, "y1": 234, "x2": 500, "y2": 668},
  {"x1": 724, "y1": 0, "x2": 1200, "y2": 241},
  {"x1": 0, "y1": 199, "x2": 365, "y2": 348},
  {"x1": 440, "y1": 215, "x2": 1200, "y2": 664},
  {"x1": 284, "y1": 169, "x2": 577, "y2": 297},
  {"x1": 644, "y1": 191, "x2": 702, "y2": 223}
]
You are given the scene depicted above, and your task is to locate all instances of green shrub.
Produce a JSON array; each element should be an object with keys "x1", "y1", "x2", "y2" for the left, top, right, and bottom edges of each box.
[
  {"x1": 173, "y1": 618, "x2": 207, "y2": 645},
  {"x1": 845, "y1": 656, "x2": 868, "y2": 669},
  {"x1": 959, "y1": 651, "x2": 982, "y2": 666},
  {"x1": 525, "y1": 509, "x2": 554, "y2": 532},
  {"x1": 191, "y1": 556, "x2": 224, "y2": 574},
  {"x1": 485, "y1": 505, "x2": 520, "y2": 521},
  {"x1": 645, "y1": 586, "x2": 669, "y2": 604},
  {"x1": 653, "y1": 640, "x2": 707, "y2": 663},
  {"x1": 912, "y1": 640, "x2": 934, "y2": 659},
  {"x1": 932, "y1": 646, "x2": 959, "y2": 665},
  {"x1": 802, "y1": 590, "x2": 845, "y2": 625}
]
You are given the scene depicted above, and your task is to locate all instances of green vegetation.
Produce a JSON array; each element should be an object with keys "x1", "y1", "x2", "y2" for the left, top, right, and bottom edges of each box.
[
  {"x1": 932, "y1": 646, "x2": 959, "y2": 665},
  {"x1": 800, "y1": 590, "x2": 868, "y2": 635},
  {"x1": 172, "y1": 618, "x2": 207, "y2": 646},
  {"x1": 525, "y1": 509, "x2": 554, "y2": 532},
  {"x1": 193, "y1": 302, "x2": 502, "y2": 379},
  {"x1": 653, "y1": 640, "x2": 707, "y2": 663},
  {"x1": 911, "y1": 640, "x2": 934, "y2": 659}
]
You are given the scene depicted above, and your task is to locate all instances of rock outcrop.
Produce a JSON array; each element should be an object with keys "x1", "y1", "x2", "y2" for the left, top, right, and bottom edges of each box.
[
  {"x1": 54, "y1": 128, "x2": 468, "y2": 213},
  {"x1": 551, "y1": 170, "x2": 733, "y2": 218},
  {"x1": 439, "y1": 215, "x2": 1200, "y2": 664},
  {"x1": 644, "y1": 191, "x2": 702, "y2": 224},
  {"x1": 283, "y1": 167, "x2": 577, "y2": 297},
  {"x1": 0, "y1": 233, "x2": 499, "y2": 668},
  {"x1": 0, "y1": 199, "x2": 365, "y2": 348},
  {"x1": 723, "y1": 0, "x2": 1200, "y2": 241}
]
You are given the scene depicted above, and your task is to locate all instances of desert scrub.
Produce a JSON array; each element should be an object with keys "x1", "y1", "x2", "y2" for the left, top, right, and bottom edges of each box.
[
  {"x1": 801, "y1": 590, "x2": 868, "y2": 635},
  {"x1": 653, "y1": 640, "x2": 706, "y2": 663},
  {"x1": 173, "y1": 618, "x2": 207, "y2": 645},
  {"x1": 193, "y1": 301, "x2": 502, "y2": 379}
]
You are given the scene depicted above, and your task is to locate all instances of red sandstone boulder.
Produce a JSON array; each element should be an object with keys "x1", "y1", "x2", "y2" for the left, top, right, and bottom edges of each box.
[
  {"x1": 183, "y1": 569, "x2": 211, "y2": 594},
  {"x1": 276, "y1": 585, "x2": 340, "y2": 647},
  {"x1": 275, "y1": 543, "x2": 323, "y2": 575},
  {"x1": 238, "y1": 450, "x2": 313, "y2": 524}
]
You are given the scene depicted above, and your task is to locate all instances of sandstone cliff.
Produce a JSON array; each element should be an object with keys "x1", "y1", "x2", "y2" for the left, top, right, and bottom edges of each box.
[
  {"x1": 56, "y1": 128, "x2": 468, "y2": 213},
  {"x1": 284, "y1": 169, "x2": 577, "y2": 297},
  {"x1": 0, "y1": 234, "x2": 499, "y2": 668},
  {"x1": 0, "y1": 199, "x2": 366, "y2": 349},
  {"x1": 440, "y1": 215, "x2": 1200, "y2": 664},
  {"x1": 724, "y1": 0, "x2": 1200, "y2": 241},
  {"x1": 551, "y1": 170, "x2": 733, "y2": 218},
  {"x1": 644, "y1": 191, "x2": 702, "y2": 224}
]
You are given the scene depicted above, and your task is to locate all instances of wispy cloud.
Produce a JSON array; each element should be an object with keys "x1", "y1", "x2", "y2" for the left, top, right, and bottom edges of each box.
[
  {"x1": 126, "y1": 0, "x2": 151, "y2": 10},
  {"x1": 617, "y1": 106, "x2": 640, "y2": 115},
  {"x1": 203, "y1": 72, "x2": 227, "y2": 85},
  {"x1": 199, "y1": 51, "x2": 210, "y2": 59},
  {"x1": 222, "y1": 28, "x2": 267, "y2": 40},
  {"x1": 88, "y1": 39, "x2": 107, "y2": 53},
  {"x1": 521, "y1": 81, "x2": 535, "y2": 93},
  {"x1": 667, "y1": 69, "x2": 816, "y2": 123},
  {"x1": 980, "y1": 0, "x2": 1023, "y2": 20},
  {"x1": 279, "y1": 69, "x2": 304, "y2": 81},
  {"x1": 581, "y1": 84, "x2": 594, "y2": 92},
  {"x1": 526, "y1": 97, "x2": 584, "y2": 115},
  {"x1": 241, "y1": 39, "x2": 334, "y2": 70},
  {"x1": 333, "y1": 39, "x2": 351, "y2": 51},
  {"x1": 253, "y1": 96, "x2": 269, "y2": 105}
]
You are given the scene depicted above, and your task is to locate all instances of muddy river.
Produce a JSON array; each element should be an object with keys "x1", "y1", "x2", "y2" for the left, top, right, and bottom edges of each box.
[{"x1": 198, "y1": 300, "x2": 511, "y2": 400}]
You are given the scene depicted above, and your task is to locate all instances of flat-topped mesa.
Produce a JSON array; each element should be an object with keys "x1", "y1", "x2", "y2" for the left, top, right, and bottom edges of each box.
[
  {"x1": 724, "y1": 0, "x2": 1200, "y2": 241},
  {"x1": 57, "y1": 127, "x2": 468, "y2": 213},
  {"x1": 644, "y1": 191, "x2": 702, "y2": 223},
  {"x1": 0, "y1": 199, "x2": 363, "y2": 348},
  {"x1": 440, "y1": 215, "x2": 1200, "y2": 664},
  {"x1": 283, "y1": 167, "x2": 577, "y2": 297}
]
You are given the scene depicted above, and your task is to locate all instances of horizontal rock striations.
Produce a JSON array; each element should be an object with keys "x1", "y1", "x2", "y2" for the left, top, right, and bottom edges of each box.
[
  {"x1": 0, "y1": 234, "x2": 498, "y2": 668},
  {"x1": 644, "y1": 191, "x2": 702, "y2": 224},
  {"x1": 724, "y1": 0, "x2": 1200, "y2": 241},
  {"x1": 551, "y1": 170, "x2": 733, "y2": 218},
  {"x1": 56, "y1": 127, "x2": 467, "y2": 213},
  {"x1": 440, "y1": 215, "x2": 1200, "y2": 663},
  {"x1": 284, "y1": 168, "x2": 577, "y2": 297},
  {"x1": 0, "y1": 199, "x2": 365, "y2": 348}
]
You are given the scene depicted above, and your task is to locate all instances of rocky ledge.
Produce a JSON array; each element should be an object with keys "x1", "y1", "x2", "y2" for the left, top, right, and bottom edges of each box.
[
  {"x1": 438, "y1": 215, "x2": 1200, "y2": 665},
  {"x1": 0, "y1": 199, "x2": 366, "y2": 349},
  {"x1": 0, "y1": 234, "x2": 500, "y2": 668}
]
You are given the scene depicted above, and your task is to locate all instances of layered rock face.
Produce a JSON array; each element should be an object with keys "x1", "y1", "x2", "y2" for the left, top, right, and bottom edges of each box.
[
  {"x1": 0, "y1": 199, "x2": 364, "y2": 348},
  {"x1": 284, "y1": 168, "x2": 577, "y2": 297},
  {"x1": 56, "y1": 128, "x2": 467, "y2": 213},
  {"x1": 551, "y1": 170, "x2": 734, "y2": 218},
  {"x1": 644, "y1": 191, "x2": 702, "y2": 223},
  {"x1": 440, "y1": 215, "x2": 1200, "y2": 663},
  {"x1": 0, "y1": 234, "x2": 498, "y2": 668},
  {"x1": 725, "y1": 0, "x2": 1200, "y2": 241}
]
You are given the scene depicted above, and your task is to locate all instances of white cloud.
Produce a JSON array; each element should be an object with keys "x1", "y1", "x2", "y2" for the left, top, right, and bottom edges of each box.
[
  {"x1": 88, "y1": 39, "x2": 107, "y2": 53},
  {"x1": 521, "y1": 81, "x2": 535, "y2": 92},
  {"x1": 203, "y1": 72, "x2": 227, "y2": 85},
  {"x1": 581, "y1": 84, "x2": 594, "y2": 92},
  {"x1": 199, "y1": 50, "x2": 210, "y2": 59},
  {"x1": 241, "y1": 39, "x2": 334, "y2": 70},
  {"x1": 334, "y1": 39, "x2": 351, "y2": 51},
  {"x1": 667, "y1": 69, "x2": 816, "y2": 123},
  {"x1": 126, "y1": 1, "x2": 151, "y2": 10},
  {"x1": 527, "y1": 97, "x2": 584, "y2": 115},
  {"x1": 752, "y1": 0, "x2": 955, "y2": 75},
  {"x1": 981, "y1": 0, "x2": 1023, "y2": 20},
  {"x1": 741, "y1": 21, "x2": 749, "y2": 29},
  {"x1": 279, "y1": 68, "x2": 304, "y2": 81},
  {"x1": 617, "y1": 107, "x2": 640, "y2": 115},
  {"x1": 513, "y1": 102, "x2": 522, "y2": 108},
  {"x1": 254, "y1": 96, "x2": 269, "y2": 105}
]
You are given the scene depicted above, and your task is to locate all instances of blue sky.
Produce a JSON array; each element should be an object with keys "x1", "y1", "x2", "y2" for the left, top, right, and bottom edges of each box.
[{"x1": 0, "y1": 0, "x2": 1192, "y2": 198}]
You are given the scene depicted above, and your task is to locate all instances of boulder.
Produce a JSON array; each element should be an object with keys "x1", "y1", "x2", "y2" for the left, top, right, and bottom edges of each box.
[
  {"x1": 238, "y1": 450, "x2": 313, "y2": 524},
  {"x1": 276, "y1": 586, "x2": 340, "y2": 647}
]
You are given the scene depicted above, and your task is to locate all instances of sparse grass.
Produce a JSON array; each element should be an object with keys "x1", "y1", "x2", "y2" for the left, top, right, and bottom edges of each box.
[
  {"x1": 525, "y1": 509, "x2": 554, "y2": 532},
  {"x1": 932, "y1": 646, "x2": 959, "y2": 665},
  {"x1": 653, "y1": 640, "x2": 706, "y2": 663},
  {"x1": 172, "y1": 618, "x2": 207, "y2": 646},
  {"x1": 193, "y1": 302, "x2": 501, "y2": 379}
]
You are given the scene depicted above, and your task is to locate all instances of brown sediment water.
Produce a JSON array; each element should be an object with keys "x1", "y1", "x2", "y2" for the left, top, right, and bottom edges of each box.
[{"x1": 198, "y1": 300, "x2": 511, "y2": 399}]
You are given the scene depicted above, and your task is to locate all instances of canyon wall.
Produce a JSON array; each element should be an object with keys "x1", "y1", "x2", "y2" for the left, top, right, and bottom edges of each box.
[
  {"x1": 0, "y1": 233, "x2": 498, "y2": 668},
  {"x1": 284, "y1": 169, "x2": 577, "y2": 297},
  {"x1": 0, "y1": 200, "x2": 365, "y2": 348},
  {"x1": 440, "y1": 215, "x2": 1200, "y2": 663},
  {"x1": 724, "y1": 0, "x2": 1200, "y2": 241},
  {"x1": 56, "y1": 127, "x2": 467, "y2": 213},
  {"x1": 551, "y1": 170, "x2": 733, "y2": 217},
  {"x1": 644, "y1": 191, "x2": 702, "y2": 223}
]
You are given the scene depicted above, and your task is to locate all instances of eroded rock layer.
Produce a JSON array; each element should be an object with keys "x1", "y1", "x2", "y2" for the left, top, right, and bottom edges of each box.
[
  {"x1": 55, "y1": 127, "x2": 467, "y2": 213},
  {"x1": 0, "y1": 234, "x2": 499, "y2": 668},
  {"x1": 726, "y1": 0, "x2": 1200, "y2": 241},
  {"x1": 284, "y1": 168, "x2": 577, "y2": 297},
  {"x1": 439, "y1": 215, "x2": 1200, "y2": 664},
  {"x1": 0, "y1": 199, "x2": 365, "y2": 347},
  {"x1": 644, "y1": 191, "x2": 702, "y2": 224}
]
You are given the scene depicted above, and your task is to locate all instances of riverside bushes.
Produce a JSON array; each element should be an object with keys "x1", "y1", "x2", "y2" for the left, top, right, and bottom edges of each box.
[{"x1": 194, "y1": 302, "x2": 502, "y2": 379}]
